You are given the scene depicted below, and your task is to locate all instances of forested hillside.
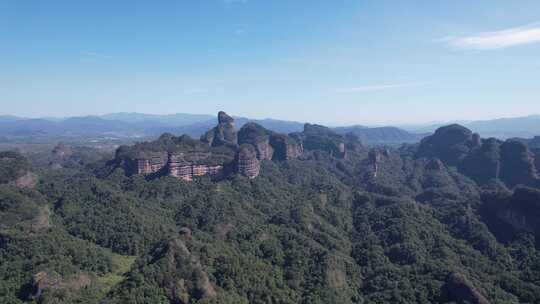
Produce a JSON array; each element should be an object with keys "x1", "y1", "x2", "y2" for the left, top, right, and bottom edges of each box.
[{"x1": 2, "y1": 113, "x2": 540, "y2": 303}]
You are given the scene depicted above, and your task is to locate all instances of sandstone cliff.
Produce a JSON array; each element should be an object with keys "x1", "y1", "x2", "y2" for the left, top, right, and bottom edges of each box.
[
  {"x1": 269, "y1": 133, "x2": 303, "y2": 160},
  {"x1": 237, "y1": 144, "x2": 260, "y2": 179},
  {"x1": 238, "y1": 122, "x2": 274, "y2": 160},
  {"x1": 114, "y1": 112, "x2": 305, "y2": 181}
]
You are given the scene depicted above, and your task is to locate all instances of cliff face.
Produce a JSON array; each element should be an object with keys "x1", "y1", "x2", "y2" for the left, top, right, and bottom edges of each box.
[
  {"x1": 238, "y1": 123, "x2": 274, "y2": 160},
  {"x1": 460, "y1": 138, "x2": 501, "y2": 184},
  {"x1": 270, "y1": 133, "x2": 303, "y2": 160},
  {"x1": 135, "y1": 152, "x2": 168, "y2": 175},
  {"x1": 237, "y1": 145, "x2": 260, "y2": 179},
  {"x1": 483, "y1": 187, "x2": 540, "y2": 239},
  {"x1": 499, "y1": 140, "x2": 538, "y2": 187},
  {"x1": 116, "y1": 127, "x2": 235, "y2": 181},
  {"x1": 369, "y1": 150, "x2": 384, "y2": 177},
  {"x1": 168, "y1": 152, "x2": 223, "y2": 181}
]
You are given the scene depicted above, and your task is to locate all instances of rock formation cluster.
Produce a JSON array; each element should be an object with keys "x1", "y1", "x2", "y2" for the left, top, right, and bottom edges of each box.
[
  {"x1": 116, "y1": 114, "x2": 540, "y2": 188},
  {"x1": 116, "y1": 111, "x2": 305, "y2": 181},
  {"x1": 418, "y1": 124, "x2": 539, "y2": 187}
]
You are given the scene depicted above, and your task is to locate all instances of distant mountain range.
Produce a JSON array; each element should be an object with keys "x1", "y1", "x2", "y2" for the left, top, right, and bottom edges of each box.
[
  {"x1": 1, "y1": 112, "x2": 539, "y2": 145},
  {"x1": 401, "y1": 114, "x2": 540, "y2": 139}
]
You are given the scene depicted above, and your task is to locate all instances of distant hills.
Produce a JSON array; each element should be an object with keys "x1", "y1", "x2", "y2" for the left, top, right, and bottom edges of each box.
[
  {"x1": 402, "y1": 114, "x2": 540, "y2": 139},
  {"x1": 1, "y1": 112, "x2": 539, "y2": 145},
  {"x1": 334, "y1": 125, "x2": 426, "y2": 144}
]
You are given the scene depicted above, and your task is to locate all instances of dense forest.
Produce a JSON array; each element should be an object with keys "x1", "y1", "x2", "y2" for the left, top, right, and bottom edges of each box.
[{"x1": 2, "y1": 116, "x2": 540, "y2": 304}]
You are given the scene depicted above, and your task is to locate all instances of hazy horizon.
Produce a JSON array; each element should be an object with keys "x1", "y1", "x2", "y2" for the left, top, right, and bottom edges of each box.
[
  {"x1": 2, "y1": 110, "x2": 540, "y2": 129},
  {"x1": 2, "y1": 1, "x2": 540, "y2": 124}
]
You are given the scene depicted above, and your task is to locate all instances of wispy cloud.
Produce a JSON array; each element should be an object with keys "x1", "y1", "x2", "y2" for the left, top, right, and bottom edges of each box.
[
  {"x1": 80, "y1": 51, "x2": 111, "y2": 62},
  {"x1": 443, "y1": 23, "x2": 540, "y2": 50},
  {"x1": 234, "y1": 28, "x2": 247, "y2": 36},
  {"x1": 223, "y1": 0, "x2": 248, "y2": 4},
  {"x1": 335, "y1": 82, "x2": 421, "y2": 93}
]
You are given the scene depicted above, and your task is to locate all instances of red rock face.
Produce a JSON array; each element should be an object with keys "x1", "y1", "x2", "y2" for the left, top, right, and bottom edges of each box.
[
  {"x1": 136, "y1": 158, "x2": 167, "y2": 174},
  {"x1": 168, "y1": 152, "x2": 223, "y2": 181},
  {"x1": 169, "y1": 164, "x2": 193, "y2": 181},
  {"x1": 285, "y1": 141, "x2": 303, "y2": 160},
  {"x1": 255, "y1": 140, "x2": 274, "y2": 160},
  {"x1": 238, "y1": 146, "x2": 260, "y2": 179}
]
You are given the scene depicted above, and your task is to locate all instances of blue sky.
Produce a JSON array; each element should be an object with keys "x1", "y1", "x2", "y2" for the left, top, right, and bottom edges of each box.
[{"x1": 1, "y1": 0, "x2": 539, "y2": 125}]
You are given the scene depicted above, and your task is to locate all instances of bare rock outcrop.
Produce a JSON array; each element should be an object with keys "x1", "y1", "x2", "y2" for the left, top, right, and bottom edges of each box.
[
  {"x1": 237, "y1": 145, "x2": 260, "y2": 179},
  {"x1": 135, "y1": 151, "x2": 168, "y2": 175},
  {"x1": 368, "y1": 149, "x2": 386, "y2": 178},
  {"x1": 499, "y1": 140, "x2": 538, "y2": 187},
  {"x1": 114, "y1": 111, "x2": 305, "y2": 181},
  {"x1": 168, "y1": 152, "x2": 223, "y2": 181},
  {"x1": 238, "y1": 122, "x2": 274, "y2": 160},
  {"x1": 270, "y1": 134, "x2": 303, "y2": 160},
  {"x1": 496, "y1": 187, "x2": 540, "y2": 235},
  {"x1": 201, "y1": 111, "x2": 237, "y2": 147}
]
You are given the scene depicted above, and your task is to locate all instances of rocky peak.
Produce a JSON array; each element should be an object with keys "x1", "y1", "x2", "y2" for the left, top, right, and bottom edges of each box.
[
  {"x1": 218, "y1": 111, "x2": 234, "y2": 125},
  {"x1": 417, "y1": 124, "x2": 475, "y2": 166},
  {"x1": 202, "y1": 111, "x2": 237, "y2": 147},
  {"x1": 433, "y1": 124, "x2": 473, "y2": 144}
]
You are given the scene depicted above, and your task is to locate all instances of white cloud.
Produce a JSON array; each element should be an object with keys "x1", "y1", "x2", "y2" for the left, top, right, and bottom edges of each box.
[
  {"x1": 235, "y1": 28, "x2": 247, "y2": 36},
  {"x1": 444, "y1": 23, "x2": 540, "y2": 50},
  {"x1": 81, "y1": 52, "x2": 110, "y2": 59},
  {"x1": 335, "y1": 83, "x2": 420, "y2": 93}
]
